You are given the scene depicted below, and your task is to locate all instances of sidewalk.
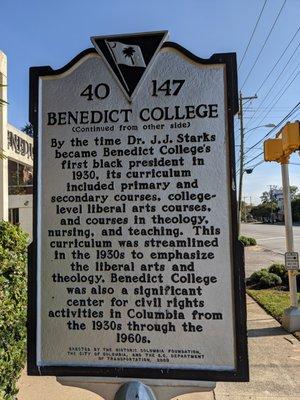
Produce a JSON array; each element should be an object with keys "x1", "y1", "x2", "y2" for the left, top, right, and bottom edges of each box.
[{"x1": 214, "y1": 295, "x2": 300, "y2": 399}]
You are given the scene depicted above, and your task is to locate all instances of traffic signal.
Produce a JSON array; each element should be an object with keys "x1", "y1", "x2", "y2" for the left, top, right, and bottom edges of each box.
[
  {"x1": 264, "y1": 138, "x2": 284, "y2": 162},
  {"x1": 264, "y1": 122, "x2": 300, "y2": 163},
  {"x1": 282, "y1": 122, "x2": 300, "y2": 154}
]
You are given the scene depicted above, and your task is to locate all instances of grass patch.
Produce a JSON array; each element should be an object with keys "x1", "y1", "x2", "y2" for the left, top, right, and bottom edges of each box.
[{"x1": 247, "y1": 289, "x2": 300, "y2": 323}]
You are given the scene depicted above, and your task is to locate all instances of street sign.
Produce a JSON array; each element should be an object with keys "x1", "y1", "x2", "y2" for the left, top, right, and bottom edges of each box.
[
  {"x1": 285, "y1": 251, "x2": 299, "y2": 270},
  {"x1": 28, "y1": 31, "x2": 248, "y2": 382}
]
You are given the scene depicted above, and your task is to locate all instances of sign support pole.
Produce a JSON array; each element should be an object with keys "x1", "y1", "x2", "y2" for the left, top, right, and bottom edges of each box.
[
  {"x1": 57, "y1": 377, "x2": 216, "y2": 400},
  {"x1": 114, "y1": 381, "x2": 157, "y2": 400},
  {"x1": 281, "y1": 162, "x2": 300, "y2": 332}
]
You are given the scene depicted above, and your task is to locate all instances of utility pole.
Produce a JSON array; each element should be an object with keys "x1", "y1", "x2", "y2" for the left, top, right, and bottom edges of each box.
[
  {"x1": 237, "y1": 91, "x2": 257, "y2": 235},
  {"x1": 243, "y1": 196, "x2": 248, "y2": 222}
]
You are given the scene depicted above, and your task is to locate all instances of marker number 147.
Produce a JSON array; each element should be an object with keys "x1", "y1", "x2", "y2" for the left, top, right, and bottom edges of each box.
[{"x1": 152, "y1": 79, "x2": 185, "y2": 96}]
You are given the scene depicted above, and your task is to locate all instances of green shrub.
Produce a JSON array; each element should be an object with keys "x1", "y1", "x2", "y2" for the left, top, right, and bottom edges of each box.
[
  {"x1": 268, "y1": 263, "x2": 289, "y2": 285},
  {"x1": 268, "y1": 263, "x2": 287, "y2": 278},
  {"x1": 0, "y1": 221, "x2": 28, "y2": 400},
  {"x1": 248, "y1": 237, "x2": 257, "y2": 246},
  {"x1": 239, "y1": 235, "x2": 257, "y2": 246},
  {"x1": 259, "y1": 272, "x2": 282, "y2": 288},
  {"x1": 248, "y1": 269, "x2": 269, "y2": 284},
  {"x1": 248, "y1": 268, "x2": 283, "y2": 289}
]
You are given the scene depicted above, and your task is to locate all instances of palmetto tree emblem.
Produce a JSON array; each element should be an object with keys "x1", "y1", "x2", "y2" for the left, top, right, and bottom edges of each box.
[{"x1": 122, "y1": 46, "x2": 136, "y2": 65}]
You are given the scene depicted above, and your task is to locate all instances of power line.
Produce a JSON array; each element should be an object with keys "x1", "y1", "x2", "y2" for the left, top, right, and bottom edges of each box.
[
  {"x1": 241, "y1": 0, "x2": 287, "y2": 89},
  {"x1": 246, "y1": 107, "x2": 292, "y2": 111},
  {"x1": 239, "y1": 159, "x2": 300, "y2": 176},
  {"x1": 238, "y1": 157, "x2": 300, "y2": 176},
  {"x1": 238, "y1": 0, "x2": 268, "y2": 70},
  {"x1": 254, "y1": 66, "x2": 300, "y2": 128},
  {"x1": 244, "y1": 40, "x2": 300, "y2": 128},
  {"x1": 244, "y1": 152, "x2": 263, "y2": 167},
  {"x1": 244, "y1": 104, "x2": 300, "y2": 158},
  {"x1": 236, "y1": 159, "x2": 264, "y2": 176},
  {"x1": 241, "y1": 105, "x2": 297, "y2": 165},
  {"x1": 255, "y1": 25, "x2": 300, "y2": 94},
  {"x1": 243, "y1": 101, "x2": 300, "y2": 158},
  {"x1": 252, "y1": 160, "x2": 264, "y2": 169},
  {"x1": 237, "y1": 92, "x2": 257, "y2": 233}
]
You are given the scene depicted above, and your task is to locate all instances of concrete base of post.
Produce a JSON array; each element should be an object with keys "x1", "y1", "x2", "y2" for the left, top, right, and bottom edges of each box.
[
  {"x1": 115, "y1": 381, "x2": 156, "y2": 400},
  {"x1": 282, "y1": 306, "x2": 300, "y2": 332},
  {"x1": 57, "y1": 377, "x2": 216, "y2": 400}
]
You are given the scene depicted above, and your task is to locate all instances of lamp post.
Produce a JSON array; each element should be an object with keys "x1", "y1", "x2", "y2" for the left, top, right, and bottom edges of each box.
[
  {"x1": 237, "y1": 122, "x2": 276, "y2": 235},
  {"x1": 243, "y1": 123, "x2": 276, "y2": 135}
]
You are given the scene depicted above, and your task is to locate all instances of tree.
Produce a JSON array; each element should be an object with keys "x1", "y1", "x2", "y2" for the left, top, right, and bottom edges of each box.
[
  {"x1": 241, "y1": 200, "x2": 253, "y2": 222},
  {"x1": 260, "y1": 186, "x2": 298, "y2": 204},
  {"x1": 289, "y1": 185, "x2": 298, "y2": 200},
  {"x1": 292, "y1": 198, "x2": 300, "y2": 222},
  {"x1": 21, "y1": 123, "x2": 34, "y2": 137},
  {"x1": 260, "y1": 186, "x2": 279, "y2": 203},
  {"x1": 251, "y1": 202, "x2": 278, "y2": 221},
  {"x1": 260, "y1": 191, "x2": 271, "y2": 203}
]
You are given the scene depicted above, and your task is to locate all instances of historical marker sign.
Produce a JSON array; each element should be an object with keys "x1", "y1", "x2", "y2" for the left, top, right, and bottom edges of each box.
[{"x1": 28, "y1": 31, "x2": 248, "y2": 381}]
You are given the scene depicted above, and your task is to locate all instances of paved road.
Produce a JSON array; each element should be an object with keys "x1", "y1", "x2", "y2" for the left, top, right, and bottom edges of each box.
[{"x1": 242, "y1": 223, "x2": 300, "y2": 254}]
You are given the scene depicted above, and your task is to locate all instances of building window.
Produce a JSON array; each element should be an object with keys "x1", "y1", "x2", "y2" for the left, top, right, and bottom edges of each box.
[
  {"x1": 9, "y1": 208, "x2": 19, "y2": 225},
  {"x1": 8, "y1": 160, "x2": 33, "y2": 195}
]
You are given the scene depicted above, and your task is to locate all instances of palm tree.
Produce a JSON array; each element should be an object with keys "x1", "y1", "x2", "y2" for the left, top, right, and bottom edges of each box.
[
  {"x1": 21, "y1": 123, "x2": 34, "y2": 138},
  {"x1": 122, "y1": 46, "x2": 136, "y2": 65}
]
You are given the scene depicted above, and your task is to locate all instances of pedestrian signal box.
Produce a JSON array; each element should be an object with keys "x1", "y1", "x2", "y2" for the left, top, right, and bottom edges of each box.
[
  {"x1": 264, "y1": 122, "x2": 300, "y2": 163},
  {"x1": 264, "y1": 138, "x2": 284, "y2": 162},
  {"x1": 282, "y1": 122, "x2": 300, "y2": 154}
]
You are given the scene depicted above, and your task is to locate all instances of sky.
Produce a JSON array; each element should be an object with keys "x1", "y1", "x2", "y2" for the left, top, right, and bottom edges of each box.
[{"x1": 1, "y1": 0, "x2": 300, "y2": 204}]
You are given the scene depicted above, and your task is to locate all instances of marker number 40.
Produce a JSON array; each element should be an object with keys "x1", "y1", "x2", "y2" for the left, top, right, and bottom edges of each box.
[
  {"x1": 80, "y1": 83, "x2": 110, "y2": 100},
  {"x1": 152, "y1": 79, "x2": 185, "y2": 96}
]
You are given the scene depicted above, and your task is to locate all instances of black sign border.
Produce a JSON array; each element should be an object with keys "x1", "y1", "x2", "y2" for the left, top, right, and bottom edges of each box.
[{"x1": 28, "y1": 42, "x2": 249, "y2": 382}]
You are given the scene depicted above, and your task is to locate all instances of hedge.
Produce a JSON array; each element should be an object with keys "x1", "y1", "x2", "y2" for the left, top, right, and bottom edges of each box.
[
  {"x1": 239, "y1": 235, "x2": 257, "y2": 246},
  {"x1": 0, "y1": 221, "x2": 28, "y2": 400}
]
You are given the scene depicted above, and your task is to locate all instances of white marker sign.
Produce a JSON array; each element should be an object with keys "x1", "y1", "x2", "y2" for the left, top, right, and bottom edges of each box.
[{"x1": 28, "y1": 31, "x2": 248, "y2": 382}]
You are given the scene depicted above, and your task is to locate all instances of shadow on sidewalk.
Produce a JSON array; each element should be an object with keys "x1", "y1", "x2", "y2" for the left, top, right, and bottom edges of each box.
[{"x1": 248, "y1": 326, "x2": 287, "y2": 337}]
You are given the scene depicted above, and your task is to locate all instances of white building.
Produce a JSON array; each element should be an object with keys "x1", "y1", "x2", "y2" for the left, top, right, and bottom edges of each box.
[
  {"x1": 0, "y1": 51, "x2": 33, "y2": 237},
  {"x1": 272, "y1": 188, "x2": 284, "y2": 210}
]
